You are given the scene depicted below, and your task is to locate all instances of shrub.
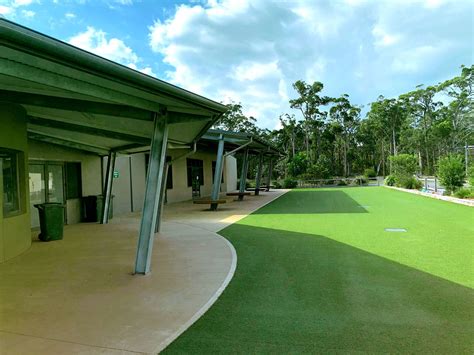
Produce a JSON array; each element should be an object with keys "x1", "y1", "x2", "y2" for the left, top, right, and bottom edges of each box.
[
  {"x1": 287, "y1": 152, "x2": 308, "y2": 178},
  {"x1": 454, "y1": 187, "x2": 472, "y2": 199},
  {"x1": 355, "y1": 176, "x2": 368, "y2": 185},
  {"x1": 385, "y1": 175, "x2": 396, "y2": 186},
  {"x1": 437, "y1": 155, "x2": 465, "y2": 194},
  {"x1": 337, "y1": 179, "x2": 347, "y2": 186},
  {"x1": 274, "y1": 180, "x2": 282, "y2": 189},
  {"x1": 307, "y1": 155, "x2": 332, "y2": 179},
  {"x1": 389, "y1": 154, "x2": 417, "y2": 187},
  {"x1": 282, "y1": 178, "x2": 298, "y2": 189},
  {"x1": 402, "y1": 177, "x2": 422, "y2": 190},
  {"x1": 364, "y1": 167, "x2": 376, "y2": 178}
]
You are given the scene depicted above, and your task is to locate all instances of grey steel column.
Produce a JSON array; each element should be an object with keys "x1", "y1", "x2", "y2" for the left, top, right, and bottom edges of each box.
[
  {"x1": 238, "y1": 148, "x2": 249, "y2": 201},
  {"x1": 255, "y1": 153, "x2": 264, "y2": 195},
  {"x1": 155, "y1": 161, "x2": 169, "y2": 233},
  {"x1": 101, "y1": 151, "x2": 116, "y2": 224},
  {"x1": 135, "y1": 111, "x2": 169, "y2": 274},
  {"x1": 210, "y1": 135, "x2": 225, "y2": 210},
  {"x1": 265, "y1": 158, "x2": 273, "y2": 192}
]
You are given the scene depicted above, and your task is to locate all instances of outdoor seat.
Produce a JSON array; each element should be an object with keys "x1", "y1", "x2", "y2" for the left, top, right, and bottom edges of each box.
[
  {"x1": 193, "y1": 198, "x2": 226, "y2": 211},
  {"x1": 226, "y1": 192, "x2": 251, "y2": 196}
]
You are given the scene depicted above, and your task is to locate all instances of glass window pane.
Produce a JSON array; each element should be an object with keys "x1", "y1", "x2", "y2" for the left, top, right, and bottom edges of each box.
[{"x1": 1, "y1": 150, "x2": 20, "y2": 216}]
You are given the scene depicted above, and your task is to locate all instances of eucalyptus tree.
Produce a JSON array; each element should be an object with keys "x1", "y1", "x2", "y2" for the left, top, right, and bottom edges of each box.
[
  {"x1": 328, "y1": 94, "x2": 361, "y2": 176},
  {"x1": 400, "y1": 85, "x2": 442, "y2": 175},
  {"x1": 437, "y1": 65, "x2": 474, "y2": 151},
  {"x1": 289, "y1": 80, "x2": 331, "y2": 161},
  {"x1": 213, "y1": 102, "x2": 259, "y2": 134}
]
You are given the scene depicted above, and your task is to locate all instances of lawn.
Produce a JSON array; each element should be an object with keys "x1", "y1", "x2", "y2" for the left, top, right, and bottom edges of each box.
[{"x1": 163, "y1": 187, "x2": 474, "y2": 353}]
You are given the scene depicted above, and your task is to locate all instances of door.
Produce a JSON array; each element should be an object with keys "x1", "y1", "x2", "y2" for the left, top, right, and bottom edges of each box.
[
  {"x1": 29, "y1": 163, "x2": 65, "y2": 228},
  {"x1": 191, "y1": 167, "x2": 201, "y2": 199}
]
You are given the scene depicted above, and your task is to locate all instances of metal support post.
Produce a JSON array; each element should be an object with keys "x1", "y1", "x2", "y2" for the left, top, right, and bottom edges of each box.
[
  {"x1": 101, "y1": 151, "x2": 116, "y2": 224},
  {"x1": 155, "y1": 162, "x2": 169, "y2": 233},
  {"x1": 135, "y1": 111, "x2": 168, "y2": 274},
  {"x1": 210, "y1": 135, "x2": 225, "y2": 210},
  {"x1": 238, "y1": 148, "x2": 249, "y2": 201},
  {"x1": 266, "y1": 158, "x2": 273, "y2": 192},
  {"x1": 255, "y1": 153, "x2": 264, "y2": 195}
]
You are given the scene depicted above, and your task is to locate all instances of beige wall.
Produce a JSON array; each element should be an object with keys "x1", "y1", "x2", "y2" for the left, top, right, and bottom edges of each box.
[
  {"x1": 0, "y1": 104, "x2": 30, "y2": 263},
  {"x1": 28, "y1": 140, "x2": 102, "y2": 226},
  {"x1": 109, "y1": 148, "x2": 237, "y2": 216},
  {"x1": 28, "y1": 141, "x2": 102, "y2": 196}
]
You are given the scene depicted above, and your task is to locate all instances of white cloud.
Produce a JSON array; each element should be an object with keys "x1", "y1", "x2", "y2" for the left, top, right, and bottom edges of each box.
[
  {"x1": 149, "y1": 0, "x2": 340, "y2": 128},
  {"x1": 69, "y1": 27, "x2": 155, "y2": 76},
  {"x1": 372, "y1": 25, "x2": 401, "y2": 47},
  {"x1": 65, "y1": 12, "x2": 76, "y2": 19},
  {"x1": 148, "y1": 0, "x2": 473, "y2": 128},
  {"x1": 0, "y1": 5, "x2": 13, "y2": 15},
  {"x1": 21, "y1": 9, "x2": 34, "y2": 17},
  {"x1": 13, "y1": 0, "x2": 34, "y2": 6},
  {"x1": 69, "y1": 27, "x2": 139, "y2": 65}
]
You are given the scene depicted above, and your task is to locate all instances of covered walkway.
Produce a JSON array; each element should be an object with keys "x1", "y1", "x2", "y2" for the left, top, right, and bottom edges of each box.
[{"x1": 0, "y1": 190, "x2": 287, "y2": 354}]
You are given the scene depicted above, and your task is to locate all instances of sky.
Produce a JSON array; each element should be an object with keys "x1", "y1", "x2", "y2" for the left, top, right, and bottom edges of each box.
[{"x1": 1, "y1": 0, "x2": 472, "y2": 129}]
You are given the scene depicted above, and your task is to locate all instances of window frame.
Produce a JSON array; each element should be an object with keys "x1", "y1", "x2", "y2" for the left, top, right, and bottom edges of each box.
[{"x1": 1, "y1": 148, "x2": 21, "y2": 217}]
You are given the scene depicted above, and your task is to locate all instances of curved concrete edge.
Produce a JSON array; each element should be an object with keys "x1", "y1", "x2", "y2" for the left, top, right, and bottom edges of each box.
[
  {"x1": 385, "y1": 185, "x2": 474, "y2": 207},
  {"x1": 154, "y1": 234, "x2": 238, "y2": 354}
]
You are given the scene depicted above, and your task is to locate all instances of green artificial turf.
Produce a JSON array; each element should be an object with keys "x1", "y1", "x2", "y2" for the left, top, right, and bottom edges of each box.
[{"x1": 163, "y1": 187, "x2": 474, "y2": 354}]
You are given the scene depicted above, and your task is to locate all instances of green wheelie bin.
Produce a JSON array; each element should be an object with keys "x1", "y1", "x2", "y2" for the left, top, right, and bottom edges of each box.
[{"x1": 34, "y1": 203, "x2": 65, "y2": 241}]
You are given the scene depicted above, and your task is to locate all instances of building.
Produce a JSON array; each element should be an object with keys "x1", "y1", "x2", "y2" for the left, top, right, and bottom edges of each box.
[{"x1": 0, "y1": 19, "x2": 280, "y2": 274}]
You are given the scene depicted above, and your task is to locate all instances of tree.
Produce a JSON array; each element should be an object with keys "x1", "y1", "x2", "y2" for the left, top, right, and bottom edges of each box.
[
  {"x1": 329, "y1": 94, "x2": 361, "y2": 176},
  {"x1": 289, "y1": 80, "x2": 330, "y2": 161},
  {"x1": 213, "y1": 102, "x2": 260, "y2": 134},
  {"x1": 437, "y1": 155, "x2": 466, "y2": 194},
  {"x1": 389, "y1": 154, "x2": 418, "y2": 188},
  {"x1": 287, "y1": 152, "x2": 309, "y2": 178}
]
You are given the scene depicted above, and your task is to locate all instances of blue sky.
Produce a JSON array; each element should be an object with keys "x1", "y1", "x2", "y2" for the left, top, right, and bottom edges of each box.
[{"x1": 1, "y1": 0, "x2": 472, "y2": 128}]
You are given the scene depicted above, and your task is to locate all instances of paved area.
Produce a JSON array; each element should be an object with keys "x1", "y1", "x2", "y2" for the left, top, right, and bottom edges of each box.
[{"x1": 0, "y1": 190, "x2": 288, "y2": 354}]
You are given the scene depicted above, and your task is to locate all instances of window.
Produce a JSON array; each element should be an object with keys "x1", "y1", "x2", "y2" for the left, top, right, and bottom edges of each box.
[
  {"x1": 65, "y1": 162, "x2": 82, "y2": 199},
  {"x1": 187, "y1": 158, "x2": 204, "y2": 187},
  {"x1": 212, "y1": 161, "x2": 224, "y2": 183},
  {"x1": 1, "y1": 149, "x2": 20, "y2": 216},
  {"x1": 165, "y1": 156, "x2": 173, "y2": 189}
]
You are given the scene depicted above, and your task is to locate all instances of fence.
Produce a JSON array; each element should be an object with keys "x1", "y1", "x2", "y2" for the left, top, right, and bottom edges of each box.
[
  {"x1": 415, "y1": 176, "x2": 445, "y2": 194},
  {"x1": 297, "y1": 177, "x2": 381, "y2": 188}
]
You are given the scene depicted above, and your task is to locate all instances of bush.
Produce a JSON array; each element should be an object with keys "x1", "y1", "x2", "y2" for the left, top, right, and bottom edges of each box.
[
  {"x1": 282, "y1": 178, "x2": 298, "y2": 189},
  {"x1": 390, "y1": 154, "x2": 417, "y2": 187},
  {"x1": 364, "y1": 168, "x2": 376, "y2": 178},
  {"x1": 453, "y1": 187, "x2": 472, "y2": 199},
  {"x1": 337, "y1": 179, "x2": 347, "y2": 186},
  {"x1": 402, "y1": 177, "x2": 422, "y2": 190},
  {"x1": 437, "y1": 155, "x2": 465, "y2": 194},
  {"x1": 355, "y1": 176, "x2": 368, "y2": 185},
  {"x1": 307, "y1": 155, "x2": 332, "y2": 179},
  {"x1": 385, "y1": 175, "x2": 396, "y2": 186},
  {"x1": 274, "y1": 180, "x2": 282, "y2": 189},
  {"x1": 287, "y1": 152, "x2": 308, "y2": 178}
]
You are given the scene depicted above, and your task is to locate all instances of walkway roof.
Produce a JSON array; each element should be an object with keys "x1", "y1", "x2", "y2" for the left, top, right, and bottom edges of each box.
[
  {"x1": 0, "y1": 19, "x2": 227, "y2": 155},
  {"x1": 201, "y1": 129, "x2": 282, "y2": 157}
]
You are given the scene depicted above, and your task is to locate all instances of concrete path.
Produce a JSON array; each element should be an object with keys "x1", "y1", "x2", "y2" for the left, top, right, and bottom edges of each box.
[{"x1": 0, "y1": 190, "x2": 287, "y2": 354}]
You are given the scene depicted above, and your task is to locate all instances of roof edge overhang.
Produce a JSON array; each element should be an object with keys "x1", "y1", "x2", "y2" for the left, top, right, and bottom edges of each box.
[{"x1": 0, "y1": 19, "x2": 227, "y2": 115}]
